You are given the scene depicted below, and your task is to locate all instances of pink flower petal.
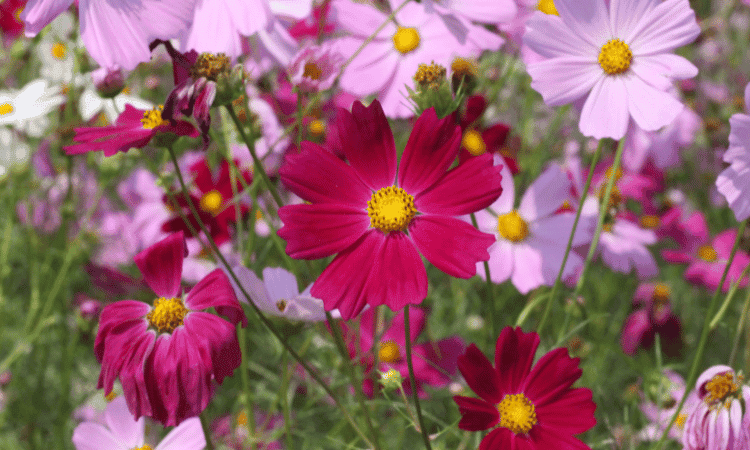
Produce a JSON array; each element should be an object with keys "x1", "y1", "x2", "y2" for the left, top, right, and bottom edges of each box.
[
  {"x1": 626, "y1": 75, "x2": 684, "y2": 132},
  {"x1": 453, "y1": 396, "x2": 499, "y2": 431},
  {"x1": 277, "y1": 203, "x2": 369, "y2": 260},
  {"x1": 72, "y1": 423, "x2": 123, "y2": 450},
  {"x1": 627, "y1": 0, "x2": 700, "y2": 55},
  {"x1": 183, "y1": 312, "x2": 241, "y2": 384},
  {"x1": 523, "y1": 348, "x2": 583, "y2": 407},
  {"x1": 535, "y1": 387, "x2": 597, "y2": 435},
  {"x1": 134, "y1": 232, "x2": 187, "y2": 298},
  {"x1": 524, "y1": 13, "x2": 598, "y2": 59},
  {"x1": 103, "y1": 396, "x2": 145, "y2": 449},
  {"x1": 483, "y1": 240, "x2": 514, "y2": 284},
  {"x1": 21, "y1": 0, "x2": 74, "y2": 36},
  {"x1": 409, "y1": 215, "x2": 495, "y2": 278},
  {"x1": 554, "y1": 0, "x2": 611, "y2": 48},
  {"x1": 186, "y1": 268, "x2": 246, "y2": 327},
  {"x1": 457, "y1": 344, "x2": 502, "y2": 404},
  {"x1": 527, "y1": 57, "x2": 601, "y2": 107},
  {"x1": 365, "y1": 233, "x2": 428, "y2": 312},
  {"x1": 494, "y1": 327, "x2": 539, "y2": 394},
  {"x1": 518, "y1": 164, "x2": 572, "y2": 221},
  {"x1": 579, "y1": 76, "x2": 629, "y2": 139},
  {"x1": 156, "y1": 417, "x2": 206, "y2": 450},
  {"x1": 609, "y1": 0, "x2": 659, "y2": 40}
]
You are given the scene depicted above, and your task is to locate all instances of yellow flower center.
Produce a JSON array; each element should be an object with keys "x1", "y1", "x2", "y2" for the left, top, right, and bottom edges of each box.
[
  {"x1": 393, "y1": 27, "x2": 420, "y2": 54},
  {"x1": 652, "y1": 283, "x2": 671, "y2": 304},
  {"x1": 414, "y1": 61, "x2": 446, "y2": 91},
  {"x1": 451, "y1": 57, "x2": 477, "y2": 78},
  {"x1": 236, "y1": 410, "x2": 248, "y2": 427},
  {"x1": 199, "y1": 190, "x2": 223, "y2": 216},
  {"x1": 131, "y1": 446, "x2": 153, "y2": 450},
  {"x1": 308, "y1": 119, "x2": 326, "y2": 137},
  {"x1": 605, "y1": 166, "x2": 623, "y2": 181},
  {"x1": 276, "y1": 299, "x2": 288, "y2": 312},
  {"x1": 105, "y1": 391, "x2": 118, "y2": 402},
  {"x1": 697, "y1": 245, "x2": 718, "y2": 262},
  {"x1": 192, "y1": 52, "x2": 231, "y2": 80},
  {"x1": 462, "y1": 130, "x2": 486, "y2": 156},
  {"x1": 14, "y1": 7, "x2": 23, "y2": 21},
  {"x1": 303, "y1": 62, "x2": 323, "y2": 80},
  {"x1": 497, "y1": 210, "x2": 529, "y2": 242},
  {"x1": 382, "y1": 368, "x2": 400, "y2": 383},
  {"x1": 146, "y1": 297, "x2": 189, "y2": 334},
  {"x1": 598, "y1": 184, "x2": 622, "y2": 210},
  {"x1": 367, "y1": 186, "x2": 417, "y2": 233},
  {"x1": 598, "y1": 39, "x2": 632, "y2": 75},
  {"x1": 0, "y1": 103, "x2": 13, "y2": 116},
  {"x1": 640, "y1": 214, "x2": 660, "y2": 229},
  {"x1": 675, "y1": 413, "x2": 688, "y2": 430},
  {"x1": 379, "y1": 341, "x2": 401, "y2": 363},
  {"x1": 141, "y1": 105, "x2": 167, "y2": 130},
  {"x1": 51, "y1": 42, "x2": 67, "y2": 60},
  {"x1": 497, "y1": 393, "x2": 538, "y2": 435},
  {"x1": 536, "y1": 0, "x2": 559, "y2": 15},
  {"x1": 704, "y1": 372, "x2": 743, "y2": 408}
]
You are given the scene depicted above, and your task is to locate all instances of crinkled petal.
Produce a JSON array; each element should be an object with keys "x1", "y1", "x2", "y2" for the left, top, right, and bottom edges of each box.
[
  {"x1": 186, "y1": 268, "x2": 246, "y2": 327},
  {"x1": 523, "y1": 348, "x2": 583, "y2": 407}
]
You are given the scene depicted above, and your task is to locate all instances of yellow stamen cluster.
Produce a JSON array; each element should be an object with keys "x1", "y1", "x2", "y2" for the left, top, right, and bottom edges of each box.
[
  {"x1": 199, "y1": 190, "x2": 223, "y2": 216},
  {"x1": 236, "y1": 410, "x2": 248, "y2": 427},
  {"x1": 697, "y1": 244, "x2": 718, "y2": 262},
  {"x1": 497, "y1": 393, "x2": 538, "y2": 435},
  {"x1": 105, "y1": 391, "x2": 118, "y2": 402},
  {"x1": 308, "y1": 119, "x2": 326, "y2": 137},
  {"x1": 192, "y1": 52, "x2": 231, "y2": 80},
  {"x1": 146, "y1": 297, "x2": 189, "y2": 334},
  {"x1": 51, "y1": 42, "x2": 67, "y2": 60},
  {"x1": 462, "y1": 130, "x2": 486, "y2": 156},
  {"x1": 675, "y1": 413, "x2": 688, "y2": 430},
  {"x1": 130, "y1": 446, "x2": 153, "y2": 450},
  {"x1": 703, "y1": 372, "x2": 743, "y2": 409},
  {"x1": 652, "y1": 283, "x2": 671, "y2": 304},
  {"x1": 414, "y1": 62, "x2": 446, "y2": 91},
  {"x1": 639, "y1": 214, "x2": 660, "y2": 229},
  {"x1": 598, "y1": 185, "x2": 622, "y2": 210},
  {"x1": 378, "y1": 341, "x2": 401, "y2": 363},
  {"x1": 537, "y1": 0, "x2": 559, "y2": 15},
  {"x1": 0, "y1": 103, "x2": 13, "y2": 116},
  {"x1": 303, "y1": 62, "x2": 323, "y2": 80},
  {"x1": 497, "y1": 211, "x2": 529, "y2": 242},
  {"x1": 598, "y1": 39, "x2": 633, "y2": 75},
  {"x1": 451, "y1": 57, "x2": 477, "y2": 79},
  {"x1": 276, "y1": 300, "x2": 288, "y2": 312},
  {"x1": 393, "y1": 27, "x2": 420, "y2": 54},
  {"x1": 367, "y1": 186, "x2": 417, "y2": 233},
  {"x1": 141, "y1": 105, "x2": 167, "y2": 130}
]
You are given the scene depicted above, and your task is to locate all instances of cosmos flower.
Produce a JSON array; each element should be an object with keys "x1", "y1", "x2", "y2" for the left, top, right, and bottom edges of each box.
[
  {"x1": 288, "y1": 43, "x2": 344, "y2": 93},
  {"x1": 716, "y1": 82, "x2": 750, "y2": 222},
  {"x1": 453, "y1": 326, "x2": 596, "y2": 450},
  {"x1": 523, "y1": 0, "x2": 700, "y2": 139},
  {"x1": 94, "y1": 232, "x2": 247, "y2": 426},
  {"x1": 620, "y1": 283, "x2": 682, "y2": 357},
  {"x1": 0, "y1": 78, "x2": 65, "y2": 137},
  {"x1": 278, "y1": 99, "x2": 502, "y2": 319},
  {"x1": 639, "y1": 369, "x2": 699, "y2": 442}
]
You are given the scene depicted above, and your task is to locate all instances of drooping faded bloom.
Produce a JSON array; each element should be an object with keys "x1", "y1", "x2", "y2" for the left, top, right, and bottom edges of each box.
[{"x1": 523, "y1": 0, "x2": 700, "y2": 139}]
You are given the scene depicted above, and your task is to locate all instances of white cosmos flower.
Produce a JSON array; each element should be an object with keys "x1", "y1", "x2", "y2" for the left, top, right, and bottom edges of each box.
[{"x1": 0, "y1": 79, "x2": 65, "y2": 137}]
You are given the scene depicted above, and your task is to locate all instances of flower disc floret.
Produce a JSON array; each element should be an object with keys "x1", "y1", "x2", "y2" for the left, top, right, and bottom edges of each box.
[
  {"x1": 497, "y1": 393, "x2": 538, "y2": 435},
  {"x1": 199, "y1": 189, "x2": 223, "y2": 216},
  {"x1": 51, "y1": 42, "x2": 67, "y2": 60},
  {"x1": 652, "y1": 284, "x2": 671, "y2": 303},
  {"x1": 598, "y1": 39, "x2": 633, "y2": 75},
  {"x1": 131, "y1": 446, "x2": 154, "y2": 450},
  {"x1": 640, "y1": 214, "x2": 660, "y2": 229},
  {"x1": 308, "y1": 119, "x2": 326, "y2": 137},
  {"x1": 393, "y1": 27, "x2": 420, "y2": 54},
  {"x1": 379, "y1": 340, "x2": 401, "y2": 363},
  {"x1": 147, "y1": 297, "x2": 189, "y2": 334},
  {"x1": 367, "y1": 186, "x2": 417, "y2": 233},
  {"x1": 191, "y1": 52, "x2": 231, "y2": 81},
  {"x1": 703, "y1": 372, "x2": 742, "y2": 408},
  {"x1": 0, "y1": 103, "x2": 13, "y2": 115},
  {"x1": 303, "y1": 62, "x2": 322, "y2": 80},
  {"x1": 462, "y1": 130, "x2": 486, "y2": 156},
  {"x1": 537, "y1": 0, "x2": 559, "y2": 15},
  {"x1": 697, "y1": 245, "x2": 718, "y2": 262},
  {"x1": 141, "y1": 105, "x2": 167, "y2": 130},
  {"x1": 497, "y1": 210, "x2": 529, "y2": 242}
]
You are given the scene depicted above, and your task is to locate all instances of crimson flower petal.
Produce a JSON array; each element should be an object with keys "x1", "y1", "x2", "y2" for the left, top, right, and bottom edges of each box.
[
  {"x1": 183, "y1": 312, "x2": 241, "y2": 384},
  {"x1": 457, "y1": 344, "x2": 502, "y2": 404},
  {"x1": 409, "y1": 215, "x2": 495, "y2": 278},
  {"x1": 535, "y1": 387, "x2": 596, "y2": 435},
  {"x1": 398, "y1": 107, "x2": 462, "y2": 196},
  {"x1": 116, "y1": 328, "x2": 156, "y2": 420},
  {"x1": 453, "y1": 396, "x2": 499, "y2": 431},
  {"x1": 186, "y1": 268, "x2": 247, "y2": 327},
  {"x1": 479, "y1": 427, "x2": 514, "y2": 450},
  {"x1": 134, "y1": 232, "x2": 187, "y2": 298},
  {"x1": 366, "y1": 232, "x2": 428, "y2": 312},
  {"x1": 495, "y1": 327, "x2": 540, "y2": 394},
  {"x1": 94, "y1": 300, "x2": 150, "y2": 363},
  {"x1": 278, "y1": 204, "x2": 370, "y2": 259},
  {"x1": 415, "y1": 154, "x2": 502, "y2": 215},
  {"x1": 523, "y1": 348, "x2": 583, "y2": 407}
]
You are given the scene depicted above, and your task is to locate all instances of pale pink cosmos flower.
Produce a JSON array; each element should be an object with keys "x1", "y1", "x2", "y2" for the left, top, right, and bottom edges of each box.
[
  {"x1": 332, "y1": 0, "x2": 502, "y2": 118},
  {"x1": 683, "y1": 365, "x2": 750, "y2": 450},
  {"x1": 419, "y1": 0, "x2": 517, "y2": 25},
  {"x1": 22, "y1": 0, "x2": 198, "y2": 71},
  {"x1": 473, "y1": 161, "x2": 593, "y2": 294},
  {"x1": 72, "y1": 396, "x2": 206, "y2": 450},
  {"x1": 639, "y1": 370, "x2": 699, "y2": 442},
  {"x1": 288, "y1": 43, "x2": 344, "y2": 93},
  {"x1": 523, "y1": 0, "x2": 700, "y2": 139},
  {"x1": 717, "y1": 83, "x2": 750, "y2": 222}
]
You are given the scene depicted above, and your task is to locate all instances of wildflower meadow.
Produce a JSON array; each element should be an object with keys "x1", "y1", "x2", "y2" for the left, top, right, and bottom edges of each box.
[{"x1": 3, "y1": 0, "x2": 750, "y2": 448}]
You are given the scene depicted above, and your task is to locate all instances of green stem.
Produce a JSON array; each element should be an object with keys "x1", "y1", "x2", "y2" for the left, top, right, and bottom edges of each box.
[
  {"x1": 200, "y1": 414, "x2": 215, "y2": 450},
  {"x1": 729, "y1": 282, "x2": 750, "y2": 367},
  {"x1": 470, "y1": 213, "x2": 495, "y2": 336},
  {"x1": 651, "y1": 220, "x2": 748, "y2": 450},
  {"x1": 237, "y1": 325, "x2": 257, "y2": 439},
  {"x1": 537, "y1": 139, "x2": 605, "y2": 334},
  {"x1": 404, "y1": 306, "x2": 432, "y2": 450}
]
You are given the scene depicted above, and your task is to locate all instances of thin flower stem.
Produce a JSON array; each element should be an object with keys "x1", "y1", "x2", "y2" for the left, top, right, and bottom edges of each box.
[
  {"x1": 326, "y1": 311, "x2": 383, "y2": 450},
  {"x1": 225, "y1": 104, "x2": 284, "y2": 208},
  {"x1": 709, "y1": 263, "x2": 750, "y2": 330},
  {"x1": 165, "y1": 146, "x2": 374, "y2": 448},
  {"x1": 652, "y1": 219, "x2": 748, "y2": 450},
  {"x1": 200, "y1": 414, "x2": 215, "y2": 450},
  {"x1": 537, "y1": 139, "x2": 605, "y2": 334},
  {"x1": 280, "y1": 350, "x2": 293, "y2": 450},
  {"x1": 470, "y1": 213, "x2": 495, "y2": 336},
  {"x1": 237, "y1": 325, "x2": 257, "y2": 439},
  {"x1": 404, "y1": 306, "x2": 432, "y2": 450},
  {"x1": 729, "y1": 280, "x2": 750, "y2": 367}
]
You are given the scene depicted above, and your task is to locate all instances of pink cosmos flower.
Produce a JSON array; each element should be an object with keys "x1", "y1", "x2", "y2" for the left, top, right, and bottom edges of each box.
[
  {"x1": 683, "y1": 365, "x2": 750, "y2": 450},
  {"x1": 620, "y1": 283, "x2": 682, "y2": 357},
  {"x1": 662, "y1": 212, "x2": 750, "y2": 293},
  {"x1": 277, "y1": 99, "x2": 502, "y2": 320},
  {"x1": 639, "y1": 370, "x2": 699, "y2": 442},
  {"x1": 474, "y1": 162, "x2": 592, "y2": 294},
  {"x1": 22, "y1": 0, "x2": 197, "y2": 71},
  {"x1": 523, "y1": 0, "x2": 700, "y2": 139},
  {"x1": 422, "y1": 0, "x2": 517, "y2": 25},
  {"x1": 288, "y1": 43, "x2": 344, "y2": 93},
  {"x1": 717, "y1": 82, "x2": 750, "y2": 222},
  {"x1": 341, "y1": 306, "x2": 465, "y2": 398},
  {"x1": 332, "y1": 0, "x2": 502, "y2": 118},
  {"x1": 64, "y1": 104, "x2": 198, "y2": 157},
  {"x1": 94, "y1": 232, "x2": 247, "y2": 426},
  {"x1": 73, "y1": 396, "x2": 206, "y2": 450}
]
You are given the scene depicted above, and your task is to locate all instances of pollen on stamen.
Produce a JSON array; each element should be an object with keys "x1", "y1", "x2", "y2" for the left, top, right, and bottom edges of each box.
[
  {"x1": 537, "y1": 0, "x2": 559, "y2": 15},
  {"x1": 192, "y1": 52, "x2": 231, "y2": 81},
  {"x1": 497, "y1": 393, "x2": 538, "y2": 435},
  {"x1": 141, "y1": 105, "x2": 167, "y2": 130},
  {"x1": 51, "y1": 42, "x2": 67, "y2": 60},
  {"x1": 131, "y1": 445, "x2": 154, "y2": 450},
  {"x1": 703, "y1": 372, "x2": 743, "y2": 408},
  {"x1": 199, "y1": 190, "x2": 223, "y2": 216},
  {"x1": 379, "y1": 340, "x2": 401, "y2": 363},
  {"x1": 414, "y1": 61, "x2": 446, "y2": 91},
  {"x1": 0, "y1": 103, "x2": 13, "y2": 116},
  {"x1": 598, "y1": 39, "x2": 633, "y2": 75},
  {"x1": 697, "y1": 244, "x2": 718, "y2": 262},
  {"x1": 303, "y1": 62, "x2": 323, "y2": 80},
  {"x1": 497, "y1": 210, "x2": 529, "y2": 242},
  {"x1": 462, "y1": 130, "x2": 486, "y2": 156},
  {"x1": 639, "y1": 214, "x2": 660, "y2": 229},
  {"x1": 393, "y1": 27, "x2": 420, "y2": 54},
  {"x1": 146, "y1": 297, "x2": 189, "y2": 334},
  {"x1": 367, "y1": 186, "x2": 417, "y2": 233}
]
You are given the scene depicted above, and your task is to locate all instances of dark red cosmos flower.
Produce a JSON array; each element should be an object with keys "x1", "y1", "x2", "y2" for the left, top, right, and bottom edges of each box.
[
  {"x1": 0, "y1": 0, "x2": 26, "y2": 41},
  {"x1": 620, "y1": 283, "x2": 683, "y2": 357},
  {"x1": 457, "y1": 95, "x2": 516, "y2": 173},
  {"x1": 94, "y1": 231, "x2": 247, "y2": 426},
  {"x1": 454, "y1": 327, "x2": 596, "y2": 450},
  {"x1": 64, "y1": 104, "x2": 198, "y2": 157},
  {"x1": 162, "y1": 158, "x2": 252, "y2": 246}
]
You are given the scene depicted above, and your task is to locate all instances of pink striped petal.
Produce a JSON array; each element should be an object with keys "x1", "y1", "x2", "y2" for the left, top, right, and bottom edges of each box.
[
  {"x1": 156, "y1": 417, "x2": 206, "y2": 450},
  {"x1": 21, "y1": 0, "x2": 74, "y2": 36}
]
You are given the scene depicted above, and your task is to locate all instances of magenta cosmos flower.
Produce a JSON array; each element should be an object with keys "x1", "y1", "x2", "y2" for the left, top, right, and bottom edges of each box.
[
  {"x1": 278, "y1": 99, "x2": 502, "y2": 320},
  {"x1": 94, "y1": 231, "x2": 247, "y2": 426},
  {"x1": 620, "y1": 283, "x2": 682, "y2": 357},
  {"x1": 73, "y1": 396, "x2": 206, "y2": 450},
  {"x1": 717, "y1": 82, "x2": 750, "y2": 222},
  {"x1": 683, "y1": 365, "x2": 750, "y2": 450},
  {"x1": 523, "y1": 0, "x2": 700, "y2": 139},
  {"x1": 453, "y1": 326, "x2": 596, "y2": 450},
  {"x1": 64, "y1": 104, "x2": 198, "y2": 157}
]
